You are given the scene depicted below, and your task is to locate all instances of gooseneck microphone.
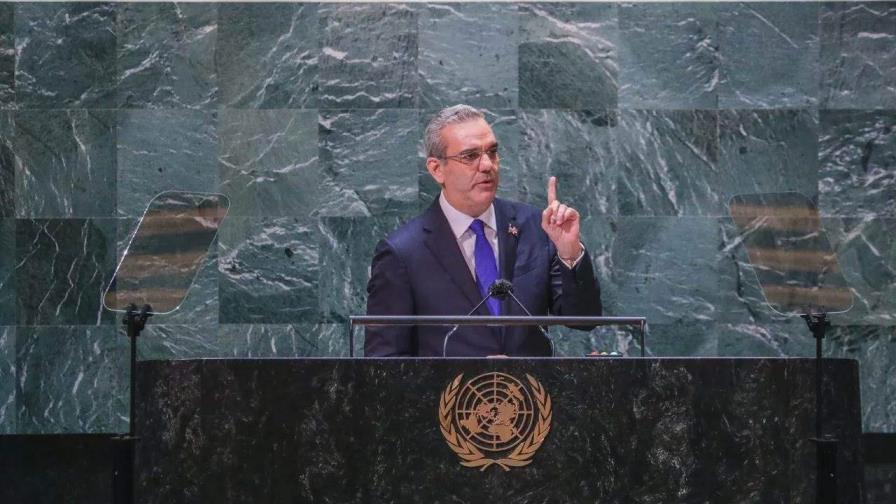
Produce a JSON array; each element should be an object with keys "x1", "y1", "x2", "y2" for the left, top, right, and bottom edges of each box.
[{"x1": 442, "y1": 289, "x2": 495, "y2": 357}]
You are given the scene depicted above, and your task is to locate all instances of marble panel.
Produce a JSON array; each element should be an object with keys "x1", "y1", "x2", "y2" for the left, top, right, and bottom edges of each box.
[
  {"x1": 218, "y1": 109, "x2": 320, "y2": 218},
  {"x1": 827, "y1": 325, "x2": 896, "y2": 432},
  {"x1": 645, "y1": 320, "x2": 814, "y2": 359},
  {"x1": 0, "y1": 326, "x2": 13, "y2": 433},
  {"x1": 218, "y1": 216, "x2": 318, "y2": 323},
  {"x1": 117, "y1": 2, "x2": 217, "y2": 109},
  {"x1": 418, "y1": 108, "x2": 521, "y2": 211},
  {"x1": 15, "y1": 2, "x2": 116, "y2": 108},
  {"x1": 319, "y1": 3, "x2": 418, "y2": 108},
  {"x1": 616, "y1": 110, "x2": 720, "y2": 216},
  {"x1": 718, "y1": 109, "x2": 819, "y2": 205},
  {"x1": 519, "y1": 2, "x2": 618, "y2": 110},
  {"x1": 137, "y1": 324, "x2": 220, "y2": 360},
  {"x1": 418, "y1": 3, "x2": 518, "y2": 109},
  {"x1": 14, "y1": 109, "x2": 116, "y2": 218},
  {"x1": 0, "y1": 111, "x2": 11, "y2": 217},
  {"x1": 819, "y1": 110, "x2": 896, "y2": 218},
  {"x1": 618, "y1": 2, "x2": 719, "y2": 109},
  {"x1": 318, "y1": 109, "x2": 419, "y2": 218},
  {"x1": 218, "y1": 323, "x2": 348, "y2": 357},
  {"x1": 866, "y1": 463, "x2": 896, "y2": 503},
  {"x1": 718, "y1": 2, "x2": 819, "y2": 109},
  {"x1": 15, "y1": 325, "x2": 127, "y2": 433},
  {"x1": 15, "y1": 219, "x2": 116, "y2": 326},
  {"x1": 0, "y1": 219, "x2": 12, "y2": 324},
  {"x1": 117, "y1": 109, "x2": 218, "y2": 218},
  {"x1": 820, "y1": 2, "x2": 896, "y2": 109},
  {"x1": 0, "y1": 3, "x2": 12, "y2": 106},
  {"x1": 217, "y1": 2, "x2": 317, "y2": 109},
  {"x1": 318, "y1": 215, "x2": 404, "y2": 322}
]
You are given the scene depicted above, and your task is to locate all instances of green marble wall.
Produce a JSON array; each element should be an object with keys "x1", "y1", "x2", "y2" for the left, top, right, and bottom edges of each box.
[{"x1": 0, "y1": 2, "x2": 893, "y2": 434}]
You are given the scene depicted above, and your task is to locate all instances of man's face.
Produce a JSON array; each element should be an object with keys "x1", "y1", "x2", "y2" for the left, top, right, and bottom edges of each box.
[{"x1": 426, "y1": 118, "x2": 500, "y2": 217}]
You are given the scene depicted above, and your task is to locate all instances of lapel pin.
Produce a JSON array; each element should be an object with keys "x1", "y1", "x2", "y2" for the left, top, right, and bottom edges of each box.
[{"x1": 507, "y1": 223, "x2": 519, "y2": 237}]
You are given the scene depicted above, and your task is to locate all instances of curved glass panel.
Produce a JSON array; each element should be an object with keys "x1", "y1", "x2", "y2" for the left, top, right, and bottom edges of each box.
[{"x1": 103, "y1": 191, "x2": 229, "y2": 314}]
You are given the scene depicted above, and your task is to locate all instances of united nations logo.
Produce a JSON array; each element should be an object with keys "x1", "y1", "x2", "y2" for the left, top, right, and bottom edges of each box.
[{"x1": 438, "y1": 372, "x2": 552, "y2": 471}]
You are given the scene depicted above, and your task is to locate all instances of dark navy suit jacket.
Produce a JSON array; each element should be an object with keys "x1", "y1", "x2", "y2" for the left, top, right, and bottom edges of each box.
[{"x1": 364, "y1": 197, "x2": 602, "y2": 357}]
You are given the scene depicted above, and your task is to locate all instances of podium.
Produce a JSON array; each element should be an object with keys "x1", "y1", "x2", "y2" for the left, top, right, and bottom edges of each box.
[{"x1": 135, "y1": 358, "x2": 863, "y2": 503}]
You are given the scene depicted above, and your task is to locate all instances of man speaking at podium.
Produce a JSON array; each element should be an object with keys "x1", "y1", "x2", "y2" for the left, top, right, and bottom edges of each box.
[{"x1": 365, "y1": 105, "x2": 602, "y2": 357}]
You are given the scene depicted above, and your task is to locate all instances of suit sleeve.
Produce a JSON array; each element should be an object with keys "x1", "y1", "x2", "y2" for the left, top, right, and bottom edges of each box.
[
  {"x1": 549, "y1": 243, "x2": 603, "y2": 329},
  {"x1": 364, "y1": 239, "x2": 416, "y2": 356}
]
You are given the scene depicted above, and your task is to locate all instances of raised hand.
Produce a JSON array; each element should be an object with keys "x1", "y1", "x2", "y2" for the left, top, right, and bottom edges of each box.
[{"x1": 541, "y1": 176, "x2": 582, "y2": 261}]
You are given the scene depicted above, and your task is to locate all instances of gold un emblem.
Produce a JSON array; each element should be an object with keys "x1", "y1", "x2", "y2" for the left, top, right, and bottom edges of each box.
[{"x1": 438, "y1": 372, "x2": 552, "y2": 471}]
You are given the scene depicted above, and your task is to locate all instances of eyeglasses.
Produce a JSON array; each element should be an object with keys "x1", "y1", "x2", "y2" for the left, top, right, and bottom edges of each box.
[{"x1": 440, "y1": 146, "x2": 500, "y2": 166}]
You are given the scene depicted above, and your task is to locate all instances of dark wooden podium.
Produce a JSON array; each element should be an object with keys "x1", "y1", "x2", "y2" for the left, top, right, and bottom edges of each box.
[{"x1": 135, "y1": 358, "x2": 863, "y2": 503}]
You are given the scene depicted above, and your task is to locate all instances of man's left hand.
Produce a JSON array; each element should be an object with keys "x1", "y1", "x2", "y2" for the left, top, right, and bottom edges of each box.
[{"x1": 541, "y1": 176, "x2": 582, "y2": 261}]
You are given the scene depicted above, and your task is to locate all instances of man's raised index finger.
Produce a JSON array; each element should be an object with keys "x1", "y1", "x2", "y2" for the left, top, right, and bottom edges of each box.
[{"x1": 547, "y1": 176, "x2": 557, "y2": 204}]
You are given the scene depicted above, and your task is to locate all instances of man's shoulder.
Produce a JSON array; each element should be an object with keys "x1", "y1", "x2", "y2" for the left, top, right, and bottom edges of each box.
[{"x1": 380, "y1": 211, "x2": 430, "y2": 251}]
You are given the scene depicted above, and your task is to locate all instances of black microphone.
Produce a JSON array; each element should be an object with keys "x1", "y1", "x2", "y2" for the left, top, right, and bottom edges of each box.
[
  {"x1": 490, "y1": 279, "x2": 555, "y2": 357},
  {"x1": 442, "y1": 279, "x2": 510, "y2": 357}
]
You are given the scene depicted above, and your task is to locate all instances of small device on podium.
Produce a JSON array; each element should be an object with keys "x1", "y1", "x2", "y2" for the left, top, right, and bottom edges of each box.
[
  {"x1": 728, "y1": 192, "x2": 853, "y2": 504},
  {"x1": 102, "y1": 190, "x2": 230, "y2": 504}
]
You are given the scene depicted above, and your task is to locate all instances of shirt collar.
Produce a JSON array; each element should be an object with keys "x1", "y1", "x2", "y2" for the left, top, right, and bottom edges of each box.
[{"x1": 439, "y1": 192, "x2": 497, "y2": 239}]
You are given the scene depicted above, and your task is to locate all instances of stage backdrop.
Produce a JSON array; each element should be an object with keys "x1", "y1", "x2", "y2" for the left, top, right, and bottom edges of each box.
[{"x1": 0, "y1": 2, "x2": 894, "y2": 435}]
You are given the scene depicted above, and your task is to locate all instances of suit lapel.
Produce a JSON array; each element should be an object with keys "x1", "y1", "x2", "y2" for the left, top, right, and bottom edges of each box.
[
  {"x1": 422, "y1": 200, "x2": 483, "y2": 309},
  {"x1": 495, "y1": 198, "x2": 519, "y2": 282}
]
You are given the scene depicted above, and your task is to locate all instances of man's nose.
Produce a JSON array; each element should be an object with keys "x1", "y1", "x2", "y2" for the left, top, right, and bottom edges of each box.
[{"x1": 477, "y1": 153, "x2": 496, "y2": 171}]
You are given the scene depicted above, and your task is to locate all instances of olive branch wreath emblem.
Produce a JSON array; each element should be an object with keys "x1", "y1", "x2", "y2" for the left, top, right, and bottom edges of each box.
[{"x1": 438, "y1": 373, "x2": 552, "y2": 471}]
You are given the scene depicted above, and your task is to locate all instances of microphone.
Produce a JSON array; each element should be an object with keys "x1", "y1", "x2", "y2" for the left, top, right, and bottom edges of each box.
[
  {"x1": 490, "y1": 280, "x2": 555, "y2": 357},
  {"x1": 442, "y1": 287, "x2": 495, "y2": 357}
]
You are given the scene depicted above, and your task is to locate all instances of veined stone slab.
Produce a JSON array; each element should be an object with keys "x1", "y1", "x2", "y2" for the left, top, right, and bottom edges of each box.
[
  {"x1": 0, "y1": 4, "x2": 12, "y2": 107},
  {"x1": 0, "y1": 111, "x2": 11, "y2": 218},
  {"x1": 0, "y1": 326, "x2": 13, "y2": 433},
  {"x1": 0, "y1": 218, "x2": 13, "y2": 325},
  {"x1": 827, "y1": 325, "x2": 896, "y2": 432}
]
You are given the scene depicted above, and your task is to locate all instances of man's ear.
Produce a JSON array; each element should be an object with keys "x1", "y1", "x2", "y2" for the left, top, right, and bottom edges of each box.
[{"x1": 426, "y1": 157, "x2": 445, "y2": 185}]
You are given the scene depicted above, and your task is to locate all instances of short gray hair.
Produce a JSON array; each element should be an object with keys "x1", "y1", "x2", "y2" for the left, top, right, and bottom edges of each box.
[{"x1": 423, "y1": 105, "x2": 485, "y2": 159}]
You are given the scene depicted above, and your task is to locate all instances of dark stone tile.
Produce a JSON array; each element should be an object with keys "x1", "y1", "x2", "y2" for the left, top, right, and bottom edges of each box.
[
  {"x1": 617, "y1": 110, "x2": 720, "y2": 216},
  {"x1": 820, "y1": 2, "x2": 896, "y2": 109},
  {"x1": 319, "y1": 3, "x2": 417, "y2": 108},
  {"x1": 117, "y1": 109, "x2": 218, "y2": 218},
  {"x1": 218, "y1": 216, "x2": 319, "y2": 323},
  {"x1": 0, "y1": 218, "x2": 12, "y2": 325},
  {"x1": 618, "y1": 2, "x2": 719, "y2": 109},
  {"x1": 15, "y1": 2, "x2": 116, "y2": 108},
  {"x1": 827, "y1": 326, "x2": 896, "y2": 432},
  {"x1": 15, "y1": 219, "x2": 116, "y2": 326},
  {"x1": 643, "y1": 322, "x2": 719, "y2": 357},
  {"x1": 137, "y1": 324, "x2": 221, "y2": 360},
  {"x1": 819, "y1": 110, "x2": 896, "y2": 218},
  {"x1": 716, "y1": 322, "x2": 815, "y2": 357},
  {"x1": 218, "y1": 109, "x2": 320, "y2": 218},
  {"x1": 865, "y1": 463, "x2": 896, "y2": 503},
  {"x1": 519, "y1": 2, "x2": 618, "y2": 109},
  {"x1": 0, "y1": 111, "x2": 13, "y2": 218},
  {"x1": 318, "y1": 215, "x2": 405, "y2": 322},
  {"x1": 319, "y1": 109, "x2": 419, "y2": 218},
  {"x1": 0, "y1": 326, "x2": 13, "y2": 433},
  {"x1": 218, "y1": 323, "x2": 348, "y2": 357},
  {"x1": 718, "y1": 2, "x2": 819, "y2": 108},
  {"x1": 418, "y1": 3, "x2": 517, "y2": 109},
  {"x1": 117, "y1": 2, "x2": 217, "y2": 109},
  {"x1": 16, "y1": 325, "x2": 127, "y2": 433},
  {"x1": 0, "y1": 4, "x2": 13, "y2": 107},
  {"x1": 217, "y1": 3, "x2": 317, "y2": 109},
  {"x1": 14, "y1": 110, "x2": 116, "y2": 218}
]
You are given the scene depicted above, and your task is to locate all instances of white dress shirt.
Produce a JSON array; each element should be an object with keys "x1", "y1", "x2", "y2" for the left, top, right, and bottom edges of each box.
[{"x1": 439, "y1": 192, "x2": 499, "y2": 281}]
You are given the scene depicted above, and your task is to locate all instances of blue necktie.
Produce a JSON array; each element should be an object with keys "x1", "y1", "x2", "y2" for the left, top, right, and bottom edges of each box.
[{"x1": 470, "y1": 219, "x2": 500, "y2": 315}]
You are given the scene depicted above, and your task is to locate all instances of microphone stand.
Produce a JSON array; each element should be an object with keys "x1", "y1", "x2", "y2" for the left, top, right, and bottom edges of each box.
[
  {"x1": 502, "y1": 288, "x2": 554, "y2": 357},
  {"x1": 442, "y1": 295, "x2": 493, "y2": 357}
]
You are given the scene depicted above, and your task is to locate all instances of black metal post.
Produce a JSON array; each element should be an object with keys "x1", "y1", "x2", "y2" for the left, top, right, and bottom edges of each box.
[{"x1": 801, "y1": 312, "x2": 837, "y2": 504}]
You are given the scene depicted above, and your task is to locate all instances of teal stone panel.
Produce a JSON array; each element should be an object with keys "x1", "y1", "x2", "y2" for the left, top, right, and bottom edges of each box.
[
  {"x1": 15, "y1": 219, "x2": 116, "y2": 326},
  {"x1": 618, "y1": 2, "x2": 719, "y2": 109},
  {"x1": 218, "y1": 323, "x2": 348, "y2": 357},
  {"x1": 418, "y1": 109, "x2": 521, "y2": 211},
  {"x1": 0, "y1": 111, "x2": 11, "y2": 217},
  {"x1": 819, "y1": 110, "x2": 896, "y2": 218},
  {"x1": 218, "y1": 109, "x2": 320, "y2": 218},
  {"x1": 519, "y1": 110, "x2": 617, "y2": 219},
  {"x1": 0, "y1": 3, "x2": 13, "y2": 106},
  {"x1": 718, "y1": 109, "x2": 819, "y2": 204},
  {"x1": 14, "y1": 2, "x2": 116, "y2": 108},
  {"x1": 15, "y1": 325, "x2": 127, "y2": 433},
  {"x1": 551, "y1": 326, "x2": 637, "y2": 357},
  {"x1": 519, "y1": 2, "x2": 618, "y2": 109},
  {"x1": 117, "y1": 2, "x2": 218, "y2": 109},
  {"x1": 319, "y1": 109, "x2": 419, "y2": 218},
  {"x1": 217, "y1": 3, "x2": 317, "y2": 109},
  {"x1": 319, "y1": 3, "x2": 417, "y2": 108},
  {"x1": 117, "y1": 109, "x2": 218, "y2": 218},
  {"x1": 718, "y1": 2, "x2": 819, "y2": 109},
  {"x1": 0, "y1": 326, "x2": 13, "y2": 433},
  {"x1": 644, "y1": 322, "x2": 813, "y2": 358},
  {"x1": 617, "y1": 110, "x2": 719, "y2": 216},
  {"x1": 827, "y1": 325, "x2": 896, "y2": 432},
  {"x1": 643, "y1": 322, "x2": 720, "y2": 357},
  {"x1": 318, "y1": 215, "x2": 404, "y2": 322},
  {"x1": 418, "y1": 3, "x2": 518, "y2": 109},
  {"x1": 137, "y1": 325, "x2": 220, "y2": 360},
  {"x1": 820, "y1": 2, "x2": 896, "y2": 109},
  {"x1": 218, "y1": 217, "x2": 319, "y2": 323},
  {"x1": 0, "y1": 218, "x2": 13, "y2": 324},
  {"x1": 14, "y1": 110, "x2": 117, "y2": 218}
]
